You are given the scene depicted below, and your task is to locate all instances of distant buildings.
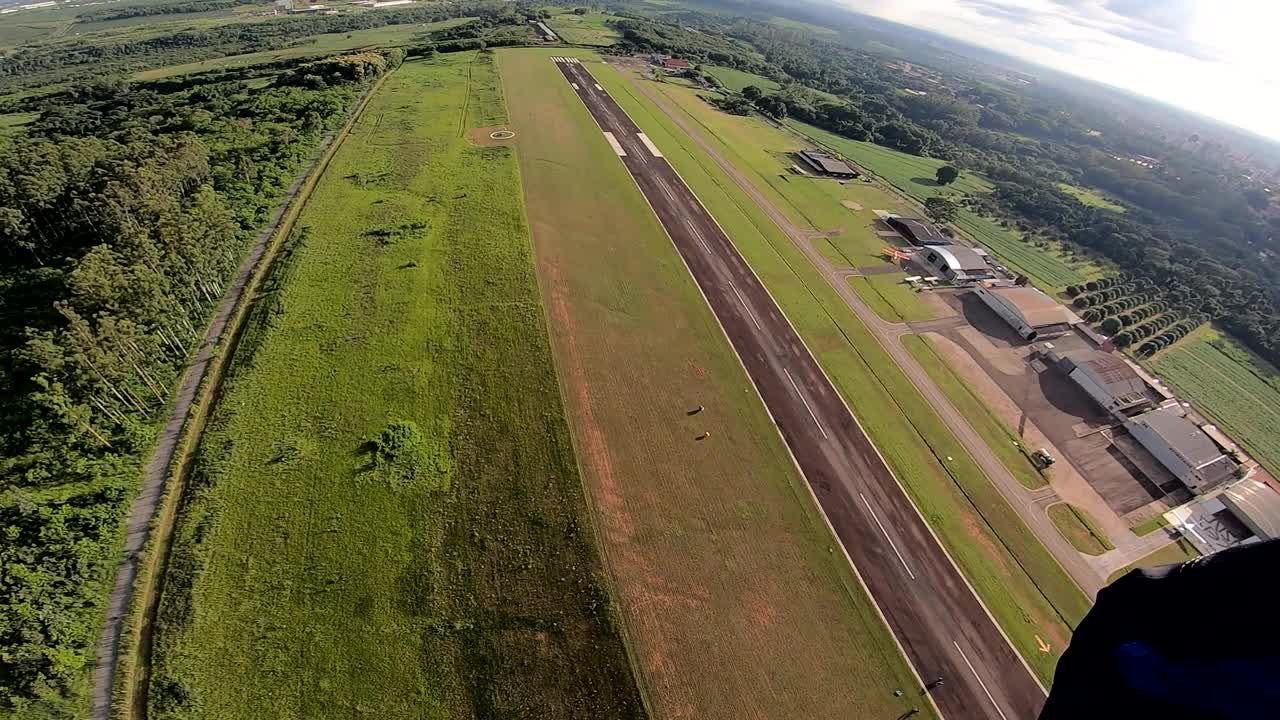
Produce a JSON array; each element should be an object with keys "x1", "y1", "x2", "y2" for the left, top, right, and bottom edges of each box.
[
  {"x1": 974, "y1": 284, "x2": 1076, "y2": 340},
  {"x1": 662, "y1": 57, "x2": 692, "y2": 70},
  {"x1": 796, "y1": 150, "x2": 857, "y2": 178}
]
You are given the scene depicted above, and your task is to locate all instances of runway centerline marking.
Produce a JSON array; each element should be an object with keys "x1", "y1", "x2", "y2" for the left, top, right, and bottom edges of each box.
[
  {"x1": 783, "y1": 368, "x2": 828, "y2": 439},
  {"x1": 571, "y1": 82, "x2": 580, "y2": 90},
  {"x1": 595, "y1": 83, "x2": 604, "y2": 91},
  {"x1": 727, "y1": 279, "x2": 763, "y2": 330},
  {"x1": 690, "y1": 226, "x2": 712, "y2": 253},
  {"x1": 860, "y1": 493, "x2": 916, "y2": 579},
  {"x1": 954, "y1": 641, "x2": 1009, "y2": 720}
]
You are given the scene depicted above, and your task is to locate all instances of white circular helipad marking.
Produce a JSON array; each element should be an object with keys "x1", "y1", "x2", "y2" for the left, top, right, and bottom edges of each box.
[{"x1": 490, "y1": 130, "x2": 516, "y2": 140}]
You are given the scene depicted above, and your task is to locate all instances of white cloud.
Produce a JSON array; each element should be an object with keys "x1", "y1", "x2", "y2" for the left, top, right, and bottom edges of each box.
[{"x1": 840, "y1": 0, "x2": 1280, "y2": 141}]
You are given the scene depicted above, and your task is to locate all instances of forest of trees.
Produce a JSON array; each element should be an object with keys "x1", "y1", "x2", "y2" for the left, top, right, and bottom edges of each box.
[
  {"x1": 0, "y1": 51, "x2": 397, "y2": 714},
  {"x1": 613, "y1": 9, "x2": 1279, "y2": 366}
]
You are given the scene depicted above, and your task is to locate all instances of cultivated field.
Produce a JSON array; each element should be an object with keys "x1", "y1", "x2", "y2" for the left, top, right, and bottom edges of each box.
[
  {"x1": 612, "y1": 66, "x2": 1089, "y2": 683},
  {"x1": 705, "y1": 65, "x2": 782, "y2": 93},
  {"x1": 149, "y1": 53, "x2": 644, "y2": 720},
  {"x1": 951, "y1": 212, "x2": 1103, "y2": 290},
  {"x1": 545, "y1": 10, "x2": 622, "y2": 46},
  {"x1": 903, "y1": 335, "x2": 1046, "y2": 491},
  {"x1": 1149, "y1": 329, "x2": 1280, "y2": 476},
  {"x1": 1057, "y1": 183, "x2": 1125, "y2": 213},
  {"x1": 133, "y1": 19, "x2": 476, "y2": 80},
  {"x1": 499, "y1": 47, "x2": 931, "y2": 720}
]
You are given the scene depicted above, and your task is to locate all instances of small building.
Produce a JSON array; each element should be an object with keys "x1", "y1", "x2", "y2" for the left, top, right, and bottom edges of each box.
[
  {"x1": 662, "y1": 58, "x2": 692, "y2": 70},
  {"x1": 974, "y1": 284, "x2": 1076, "y2": 340},
  {"x1": 886, "y1": 216, "x2": 950, "y2": 246},
  {"x1": 915, "y1": 245, "x2": 994, "y2": 284},
  {"x1": 796, "y1": 150, "x2": 857, "y2": 179},
  {"x1": 1126, "y1": 406, "x2": 1238, "y2": 495},
  {"x1": 1049, "y1": 349, "x2": 1154, "y2": 417}
]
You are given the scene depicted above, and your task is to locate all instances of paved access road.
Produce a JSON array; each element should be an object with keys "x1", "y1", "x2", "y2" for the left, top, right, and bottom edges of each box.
[{"x1": 553, "y1": 57, "x2": 1046, "y2": 720}]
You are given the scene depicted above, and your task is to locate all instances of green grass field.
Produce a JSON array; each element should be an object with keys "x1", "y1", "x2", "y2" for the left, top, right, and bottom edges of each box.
[
  {"x1": 499, "y1": 46, "x2": 933, "y2": 720},
  {"x1": 1107, "y1": 540, "x2": 1199, "y2": 583},
  {"x1": 848, "y1": 274, "x2": 938, "y2": 323},
  {"x1": 1057, "y1": 183, "x2": 1125, "y2": 213},
  {"x1": 705, "y1": 65, "x2": 781, "y2": 93},
  {"x1": 611, "y1": 66, "x2": 1089, "y2": 684},
  {"x1": 545, "y1": 10, "x2": 622, "y2": 46},
  {"x1": 903, "y1": 335, "x2": 1047, "y2": 490},
  {"x1": 1046, "y1": 504, "x2": 1114, "y2": 556},
  {"x1": 133, "y1": 19, "x2": 475, "y2": 80},
  {"x1": 150, "y1": 53, "x2": 644, "y2": 720},
  {"x1": 1149, "y1": 328, "x2": 1280, "y2": 477},
  {"x1": 787, "y1": 121, "x2": 992, "y2": 200}
]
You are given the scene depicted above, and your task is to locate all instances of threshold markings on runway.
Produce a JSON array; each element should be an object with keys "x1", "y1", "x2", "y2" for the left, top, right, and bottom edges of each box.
[
  {"x1": 727, "y1": 280, "x2": 763, "y2": 330},
  {"x1": 860, "y1": 493, "x2": 916, "y2": 580},
  {"x1": 954, "y1": 641, "x2": 1009, "y2": 720},
  {"x1": 602, "y1": 132, "x2": 627, "y2": 156},
  {"x1": 595, "y1": 83, "x2": 604, "y2": 91},
  {"x1": 637, "y1": 132, "x2": 664, "y2": 157},
  {"x1": 571, "y1": 82, "x2": 580, "y2": 90},
  {"x1": 783, "y1": 368, "x2": 828, "y2": 439}
]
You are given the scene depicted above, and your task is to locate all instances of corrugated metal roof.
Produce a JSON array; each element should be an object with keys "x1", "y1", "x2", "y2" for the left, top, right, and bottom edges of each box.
[
  {"x1": 930, "y1": 245, "x2": 988, "y2": 272},
  {"x1": 1131, "y1": 407, "x2": 1224, "y2": 467},
  {"x1": 798, "y1": 150, "x2": 856, "y2": 176},
  {"x1": 985, "y1": 286, "x2": 1074, "y2": 328},
  {"x1": 1223, "y1": 479, "x2": 1280, "y2": 539},
  {"x1": 888, "y1": 217, "x2": 950, "y2": 244}
]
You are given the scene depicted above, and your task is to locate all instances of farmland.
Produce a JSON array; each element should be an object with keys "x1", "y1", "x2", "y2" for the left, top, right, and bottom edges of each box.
[
  {"x1": 608, "y1": 66, "x2": 1089, "y2": 683},
  {"x1": 952, "y1": 211, "x2": 1104, "y2": 290},
  {"x1": 545, "y1": 10, "x2": 623, "y2": 46},
  {"x1": 903, "y1": 335, "x2": 1047, "y2": 491},
  {"x1": 1046, "y1": 504, "x2": 1114, "y2": 556},
  {"x1": 705, "y1": 65, "x2": 781, "y2": 93},
  {"x1": 1057, "y1": 183, "x2": 1125, "y2": 213},
  {"x1": 499, "y1": 47, "x2": 931, "y2": 720},
  {"x1": 149, "y1": 53, "x2": 643, "y2": 720},
  {"x1": 1149, "y1": 329, "x2": 1280, "y2": 476}
]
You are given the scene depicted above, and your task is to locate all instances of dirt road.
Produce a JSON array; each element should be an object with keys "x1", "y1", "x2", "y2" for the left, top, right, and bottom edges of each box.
[
  {"x1": 88, "y1": 81, "x2": 381, "y2": 720},
  {"x1": 555, "y1": 56, "x2": 1047, "y2": 720}
]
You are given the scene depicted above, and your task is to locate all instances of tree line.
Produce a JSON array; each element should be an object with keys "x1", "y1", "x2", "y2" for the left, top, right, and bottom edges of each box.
[{"x1": 0, "y1": 53, "x2": 394, "y2": 715}]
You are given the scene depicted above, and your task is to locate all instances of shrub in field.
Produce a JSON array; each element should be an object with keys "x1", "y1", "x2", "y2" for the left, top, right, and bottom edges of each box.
[{"x1": 363, "y1": 420, "x2": 451, "y2": 488}]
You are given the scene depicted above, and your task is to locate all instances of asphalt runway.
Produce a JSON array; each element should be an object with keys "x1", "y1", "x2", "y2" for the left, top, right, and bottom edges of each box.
[{"x1": 552, "y1": 57, "x2": 1048, "y2": 720}]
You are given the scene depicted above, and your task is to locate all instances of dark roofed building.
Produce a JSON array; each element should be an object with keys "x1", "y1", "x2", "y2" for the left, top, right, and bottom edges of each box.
[
  {"x1": 1050, "y1": 349, "x2": 1155, "y2": 416},
  {"x1": 797, "y1": 150, "x2": 857, "y2": 178},
  {"x1": 887, "y1": 216, "x2": 950, "y2": 245}
]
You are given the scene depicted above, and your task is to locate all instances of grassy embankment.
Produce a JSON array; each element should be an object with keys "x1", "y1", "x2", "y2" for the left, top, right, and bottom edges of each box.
[
  {"x1": 787, "y1": 121, "x2": 1108, "y2": 290},
  {"x1": 903, "y1": 335, "x2": 1047, "y2": 490},
  {"x1": 848, "y1": 274, "x2": 940, "y2": 323},
  {"x1": 149, "y1": 52, "x2": 644, "y2": 720},
  {"x1": 1046, "y1": 504, "x2": 1115, "y2": 556},
  {"x1": 608, "y1": 67, "x2": 1089, "y2": 684},
  {"x1": 1149, "y1": 327, "x2": 1280, "y2": 477},
  {"x1": 499, "y1": 46, "x2": 933, "y2": 720}
]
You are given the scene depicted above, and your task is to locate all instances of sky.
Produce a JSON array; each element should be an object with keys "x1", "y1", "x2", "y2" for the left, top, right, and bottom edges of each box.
[{"x1": 840, "y1": 0, "x2": 1280, "y2": 141}]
